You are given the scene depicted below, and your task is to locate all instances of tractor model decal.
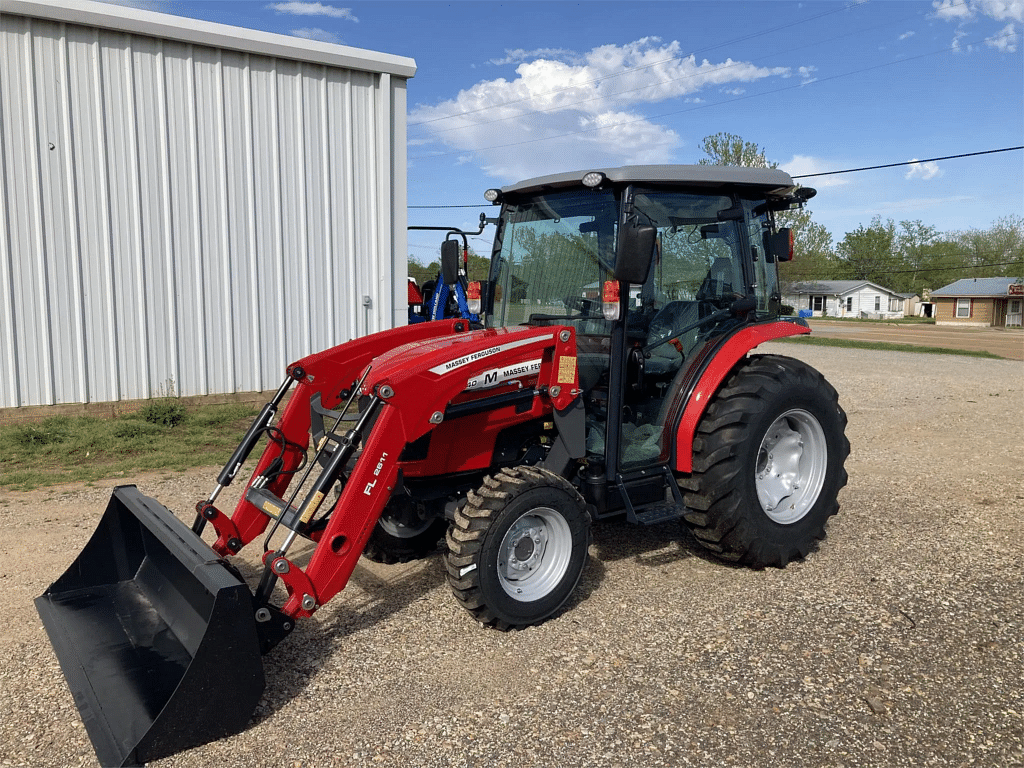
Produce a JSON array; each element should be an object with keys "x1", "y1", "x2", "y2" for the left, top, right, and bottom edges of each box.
[
  {"x1": 428, "y1": 334, "x2": 554, "y2": 376},
  {"x1": 466, "y1": 358, "x2": 542, "y2": 391}
]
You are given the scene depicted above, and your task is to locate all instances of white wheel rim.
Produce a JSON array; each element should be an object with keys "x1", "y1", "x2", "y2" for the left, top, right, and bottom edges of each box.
[
  {"x1": 755, "y1": 409, "x2": 828, "y2": 525},
  {"x1": 496, "y1": 507, "x2": 572, "y2": 602}
]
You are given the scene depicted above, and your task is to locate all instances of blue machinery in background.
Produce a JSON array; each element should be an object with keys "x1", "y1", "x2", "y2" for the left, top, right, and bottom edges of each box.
[{"x1": 408, "y1": 214, "x2": 491, "y2": 324}]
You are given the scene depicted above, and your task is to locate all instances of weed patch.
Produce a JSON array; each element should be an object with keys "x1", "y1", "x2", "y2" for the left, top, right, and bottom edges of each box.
[{"x1": 0, "y1": 402, "x2": 256, "y2": 491}]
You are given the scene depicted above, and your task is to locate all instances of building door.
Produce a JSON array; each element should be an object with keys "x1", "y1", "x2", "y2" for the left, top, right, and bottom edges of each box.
[{"x1": 1008, "y1": 299, "x2": 1023, "y2": 327}]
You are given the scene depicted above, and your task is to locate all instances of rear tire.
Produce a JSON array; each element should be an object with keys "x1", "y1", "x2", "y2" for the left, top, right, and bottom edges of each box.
[
  {"x1": 445, "y1": 466, "x2": 591, "y2": 629},
  {"x1": 678, "y1": 354, "x2": 849, "y2": 568}
]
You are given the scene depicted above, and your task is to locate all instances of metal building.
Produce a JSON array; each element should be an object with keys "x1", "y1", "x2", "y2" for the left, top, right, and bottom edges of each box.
[{"x1": 0, "y1": 0, "x2": 416, "y2": 409}]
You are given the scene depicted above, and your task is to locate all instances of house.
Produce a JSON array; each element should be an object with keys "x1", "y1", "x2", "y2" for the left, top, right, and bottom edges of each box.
[
  {"x1": 930, "y1": 277, "x2": 1023, "y2": 328},
  {"x1": 782, "y1": 281, "x2": 907, "y2": 319}
]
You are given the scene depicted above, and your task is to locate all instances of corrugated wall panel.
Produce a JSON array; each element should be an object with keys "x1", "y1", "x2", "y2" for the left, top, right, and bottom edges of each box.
[{"x1": 0, "y1": 5, "x2": 412, "y2": 408}]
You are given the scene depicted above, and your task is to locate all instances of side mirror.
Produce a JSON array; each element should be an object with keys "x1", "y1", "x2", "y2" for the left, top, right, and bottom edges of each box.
[
  {"x1": 440, "y1": 240, "x2": 460, "y2": 286},
  {"x1": 766, "y1": 228, "x2": 794, "y2": 263},
  {"x1": 614, "y1": 222, "x2": 656, "y2": 284}
]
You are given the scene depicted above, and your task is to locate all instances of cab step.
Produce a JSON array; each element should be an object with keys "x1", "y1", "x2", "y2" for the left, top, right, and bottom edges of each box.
[{"x1": 631, "y1": 501, "x2": 684, "y2": 526}]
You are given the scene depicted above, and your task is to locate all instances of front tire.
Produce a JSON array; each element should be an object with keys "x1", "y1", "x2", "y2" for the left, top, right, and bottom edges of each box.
[
  {"x1": 445, "y1": 466, "x2": 591, "y2": 629},
  {"x1": 679, "y1": 354, "x2": 849, "y2": 568}
]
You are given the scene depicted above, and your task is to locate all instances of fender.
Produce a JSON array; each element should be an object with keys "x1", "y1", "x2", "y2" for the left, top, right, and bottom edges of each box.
[{"x1": 673, "y1": 320, "x2": 810, "y2": 473}]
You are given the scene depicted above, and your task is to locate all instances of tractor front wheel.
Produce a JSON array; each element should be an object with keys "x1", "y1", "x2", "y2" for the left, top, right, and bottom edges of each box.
[
  {"x1": 679, "y1": 354, "x2": 849, "y2": 568},
  {"x1": 445, "y1": 466, "x2": 591, "y2": 629}
]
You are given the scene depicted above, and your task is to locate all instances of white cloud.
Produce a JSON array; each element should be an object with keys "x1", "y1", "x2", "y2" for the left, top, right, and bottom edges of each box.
[
  {"x1": 266, "y1": 2, "x2": 358, "y2": 20},
  {"x1": 905, "y1": 159, "x2": 944, "y2": 180},
  {"x1": 798, "y1": 65, "x2": 818, "y2": 85},
  {"x1": 290, "y1": 27, "x2": 342, "y2": 43},
  {"x1": 779, "y1": 155, "x2": 851, "y2": 189},
  {"x1": 987, "y1": 22, "x2": 1020, "y2": 50},
  {"x1": 490, "y1": 48, "x2": 578, "y2": 66},
  {"x1": 933, "y1": 0, "x2": 1022, "y2": 53},
  {"x1": 409, "y1": 38, "x2": 796, "y2": 181},
  {"x1": 898, "y1": 30, "x2": 916, "y2": 40},
  {"x1": 952, "y1": 28, "x2": 974, "y2": 52},
  {"x1": 975, "y1": 0, "x2": 1024, "y2": 21},
  {"x1": 932, "y1": 0, "x2": 974, "y2": 20}
]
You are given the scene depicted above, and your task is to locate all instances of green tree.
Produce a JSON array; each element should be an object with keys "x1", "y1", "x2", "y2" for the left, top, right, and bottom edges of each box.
[
  {"x1": 698, "y1": 133, "x2": 776, "y2": 168},
  {"x1": 835, "y1": 216, "x2": 897, "y2": 284},
  {"x1": 949, "y1": 214, "x2": 1024, "y2": 278},
  {"x1": 698, "y1": 132, "x2": 835, "y2": 286},
  {"x1": 408, "y1": 246, "x2": 491, "y2": 288},
  {"x1": 895, "y1": 220, "x2": 943, "y2": 294}
]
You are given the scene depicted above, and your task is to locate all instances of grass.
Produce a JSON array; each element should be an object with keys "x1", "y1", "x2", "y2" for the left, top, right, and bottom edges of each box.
[
  {"x1": 0, "y1": 401, "x2": 257, "y2": 492},
  {"x1": 776, "y1": 335, "x2": 1004, "y2": 359}
]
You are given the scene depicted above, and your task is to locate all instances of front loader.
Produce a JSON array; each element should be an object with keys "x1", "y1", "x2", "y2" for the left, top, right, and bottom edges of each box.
[{"x1": 37, "y1": 165, "x2": 849, "y2": 766}]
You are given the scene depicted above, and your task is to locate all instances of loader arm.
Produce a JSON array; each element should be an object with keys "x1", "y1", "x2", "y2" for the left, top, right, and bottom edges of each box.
[
  {"x1": 207, "y1": 318, "x2": 476, "y2": 554},
  {"x1": 254, "y1": 325, "x2": 581, "y2": 619}
]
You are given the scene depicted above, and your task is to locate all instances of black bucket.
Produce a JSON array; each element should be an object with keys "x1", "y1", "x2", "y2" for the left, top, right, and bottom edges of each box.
[{"x1": 35, "y1": 486, "x2": 265, "y2": 767}]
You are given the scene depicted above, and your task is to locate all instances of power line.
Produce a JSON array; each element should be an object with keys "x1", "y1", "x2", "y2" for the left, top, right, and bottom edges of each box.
[
  {"x1": 408, "y1": 144, "x2": 1024, "y2": 210},
  {"x1": 792, "y1": 147, "x2": 1024, "y2": 179},
  {"x1": 784, "y1": 260, "x2": 1021, "y2": 278},
  {"x1": 409, "y1": 204, "x2": 488, "y2": 209}
]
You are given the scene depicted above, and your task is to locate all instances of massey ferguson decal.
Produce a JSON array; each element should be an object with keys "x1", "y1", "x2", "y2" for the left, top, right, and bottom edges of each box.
[
  {"x1": 428, "y1": 334, "x2": 554, "y2": 376},
  {"x1": 465, "y1": 359, "x2": 542, "y2": 391}
]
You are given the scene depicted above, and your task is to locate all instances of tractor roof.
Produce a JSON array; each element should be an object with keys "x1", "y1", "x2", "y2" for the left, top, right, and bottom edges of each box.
[{"x1": 500, "y1": 164, "x2": 804, "y2": 198}]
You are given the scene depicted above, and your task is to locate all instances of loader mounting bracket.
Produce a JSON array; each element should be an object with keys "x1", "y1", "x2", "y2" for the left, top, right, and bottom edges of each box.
[{"x1": 254, "y1": 603, "x2": 295, "y2": 655}]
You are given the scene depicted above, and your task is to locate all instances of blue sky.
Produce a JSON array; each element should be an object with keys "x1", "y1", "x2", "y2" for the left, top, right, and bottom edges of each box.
[{"x1": 112, "y1": 1, "x2": 1022, "y2": 262}]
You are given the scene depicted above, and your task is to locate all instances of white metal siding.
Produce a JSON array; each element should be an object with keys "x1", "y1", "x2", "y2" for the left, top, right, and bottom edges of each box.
[{"x1": 0, "y1": 3, "x2": 413, "y2": 408}]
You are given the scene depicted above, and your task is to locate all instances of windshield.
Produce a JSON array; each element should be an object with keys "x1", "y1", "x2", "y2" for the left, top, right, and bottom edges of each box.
[{"x1": 488, "y1": 189, "x2": 618, "y2": 329}]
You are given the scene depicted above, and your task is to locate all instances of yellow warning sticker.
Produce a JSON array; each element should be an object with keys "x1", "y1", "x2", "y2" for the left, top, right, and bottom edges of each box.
[
  {"x1": 262, "y1": 500, "x2": 281, "y2": 519},
  {"x1": 301, "y1": 491, "x2": 325, "y2": 524},
  {"x1": 557, "y1": 356, "x2": 577, "y2": 384}
]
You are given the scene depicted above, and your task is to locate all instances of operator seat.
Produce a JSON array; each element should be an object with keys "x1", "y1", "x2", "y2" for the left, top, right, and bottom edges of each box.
[{"x1": 696, "y1": 257, "x2": 735, "y2": 307}]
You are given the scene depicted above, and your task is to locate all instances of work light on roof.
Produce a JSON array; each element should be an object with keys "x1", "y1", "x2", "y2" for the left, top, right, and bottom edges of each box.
[
  {"x1": 484, "y1": 188, "x2": 502, "y2": 203},
  {"x1": 581, "y1": 172, "x2": 605, "y2": 188}
]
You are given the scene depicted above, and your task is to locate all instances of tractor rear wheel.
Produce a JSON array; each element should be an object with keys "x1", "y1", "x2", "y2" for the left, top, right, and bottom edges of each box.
[
  {"x1": 362, "y1": 495, "x2": 446, "y2": 564},
  {"x1": 445, "y1": 466, "x2": 591, "y2": 629},
  {"x1": 678, "y1": 354, "x2": 849, "y2": 568}
]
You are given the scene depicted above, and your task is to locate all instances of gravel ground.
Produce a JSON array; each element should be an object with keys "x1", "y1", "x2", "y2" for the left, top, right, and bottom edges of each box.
[{"x1": 2, "y1": 344, "x2": 1021, "y2": 768}]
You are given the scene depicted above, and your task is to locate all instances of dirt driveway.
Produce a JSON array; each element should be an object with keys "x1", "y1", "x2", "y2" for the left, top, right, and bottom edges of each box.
[
  {"x1": 1, "y1": 344, "x2": 1021, "y2": 768},
  {"x1": 808, "y1": 319, "x2": 1024, "y2": 360}
]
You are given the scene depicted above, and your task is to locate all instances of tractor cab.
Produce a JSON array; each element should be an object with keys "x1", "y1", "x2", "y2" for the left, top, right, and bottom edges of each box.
[{"x1": 477, "y1": 166, "x2": 811, "y2": 516}]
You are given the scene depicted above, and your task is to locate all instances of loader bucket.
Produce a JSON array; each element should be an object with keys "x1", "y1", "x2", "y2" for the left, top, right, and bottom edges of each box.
[{"x1": 35, "y1": 486, "x2": 265, "y2": 767}]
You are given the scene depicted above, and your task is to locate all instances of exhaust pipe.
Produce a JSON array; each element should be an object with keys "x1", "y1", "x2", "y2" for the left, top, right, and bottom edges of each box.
[{"x1": 35, "y1": 486, "x2": 265, "y2": 767}]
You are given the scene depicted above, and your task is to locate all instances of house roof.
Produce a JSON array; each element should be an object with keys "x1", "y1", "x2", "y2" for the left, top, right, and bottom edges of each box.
[
  {"x1": 930, "y1": 277, "x2": 1023, "y2": 298},
  {"x1": 786, "y1": 280, "x2": 897, "y2": 296}
]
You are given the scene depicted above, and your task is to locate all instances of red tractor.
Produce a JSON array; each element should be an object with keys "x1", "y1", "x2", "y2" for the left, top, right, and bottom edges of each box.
[{"x1": 37, "y1": 165, "x2": 848, "y2": 767}]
